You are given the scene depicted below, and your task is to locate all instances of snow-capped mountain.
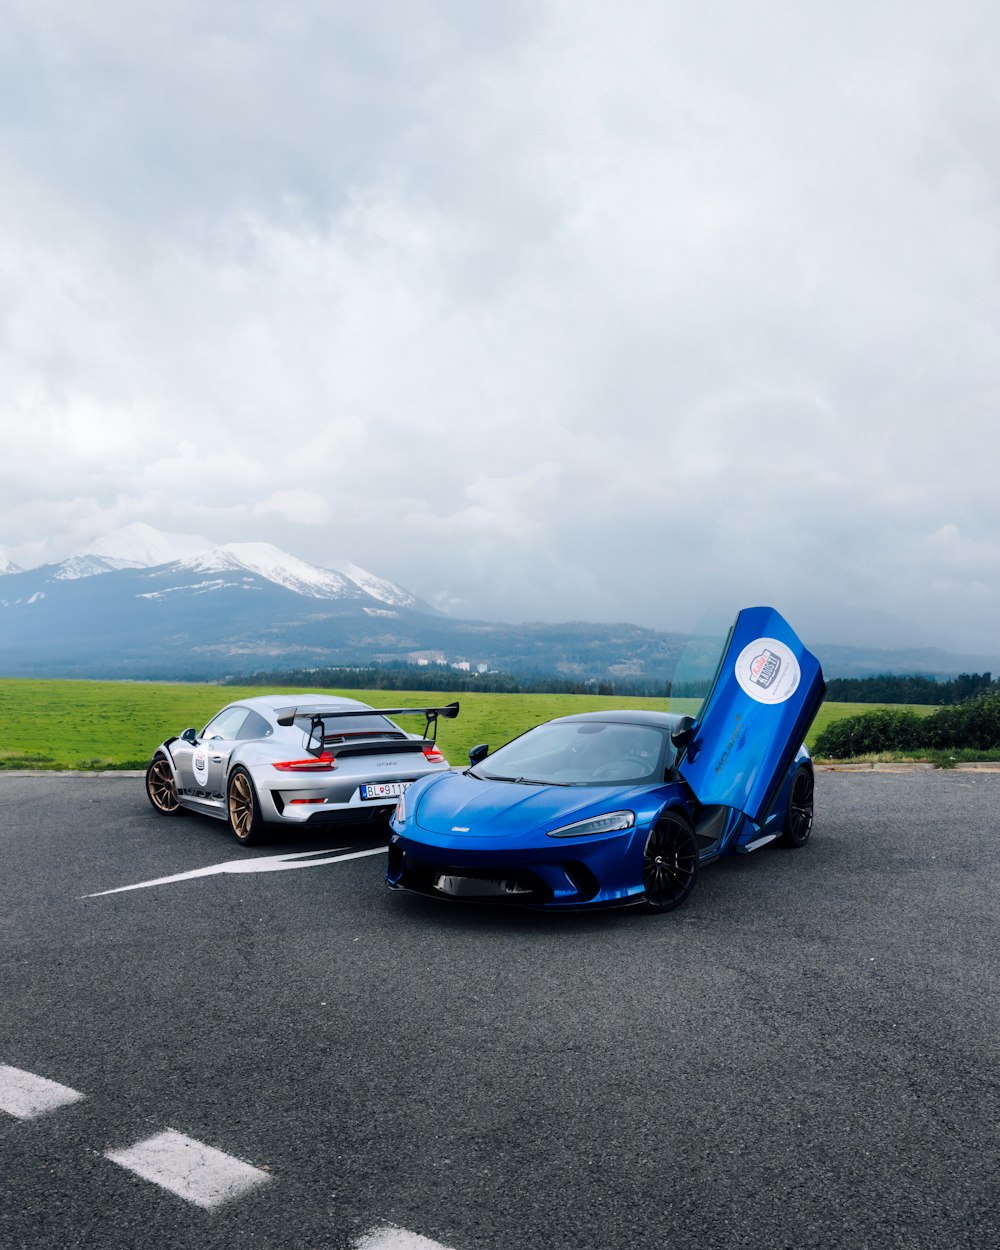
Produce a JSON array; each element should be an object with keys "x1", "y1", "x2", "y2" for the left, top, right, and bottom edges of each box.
[
  {"x1": 166, "y1": 540, "x2": 423, "y2": 609},
  {"x1": 0, "y1": 525, "x2": 449, "y2": 677},
  {"x1": 178, "y1": 543, "x2": 360, "y2": 601},
  {"x1": 0, "y1": 549, "x2": 22, "y2": 575},
  {"x1": 0, "y1": 524, "x2": 438, "y2": 660},
  {"x1": 80, "y1": 522, "x2": 215, "y2": 568},
  {"x1": 52, "y1": 554, "x2": 135, "y2": 581},
  {"x1": 328, "y1": 560, "x2": 421, "y2": 609},
  {"x1": 2, "y1": 524, "x2": 424, "y2": 610},
  {"x1": 32, "y1": 524, "x2": 217, "y2": 581}
]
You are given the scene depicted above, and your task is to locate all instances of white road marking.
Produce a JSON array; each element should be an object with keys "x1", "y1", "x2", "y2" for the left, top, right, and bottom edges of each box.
[
  {"x1": 84, "y1": 845, "x2": 387, "y2": 897},
  {"x1": 355, "y1": 1227, "x2": 458, "y2": 1250},
  {"x1": 0, "y1": 1065, "x2": 85, "y2": 1120},
  {"x1": 104, "y1": 1129, "x2": 272, "y2": 1209}
]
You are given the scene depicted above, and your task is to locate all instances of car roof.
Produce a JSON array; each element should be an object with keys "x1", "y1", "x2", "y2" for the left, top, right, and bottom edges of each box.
[
  {"x1": 549, "y1": 709, "x2": 689, "y2": 730},
  {"x1": 232, "y1": 693, "x2": 373, "y2": 714}
]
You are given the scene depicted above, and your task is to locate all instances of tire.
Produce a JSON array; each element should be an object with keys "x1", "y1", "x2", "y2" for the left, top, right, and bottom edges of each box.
[
  {"x1": 145, "y1": 755, "x2": 184, "y2": 816},
  {"x1": 779, "y1": 765, "x2": 814, "y2": 848},
  {"x1": 227, "y1": 766, "x2": 268, "y2": 845},
  {"x1": 640, "y1": 811, "x2": 699, "y2": 913}
]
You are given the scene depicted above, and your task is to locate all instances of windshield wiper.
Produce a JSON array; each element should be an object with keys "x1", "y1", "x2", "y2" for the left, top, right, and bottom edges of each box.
[{"x1": 468, "y1": 772, "x2": 567, "y2": 785}]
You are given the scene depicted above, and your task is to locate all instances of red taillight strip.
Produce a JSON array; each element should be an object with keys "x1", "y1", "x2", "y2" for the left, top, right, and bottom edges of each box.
[
  {"x1": 273, "y1": 753, "x2": 336, "y2": 772},
  {"x1": 422, "y1": 746, "x2": 444, "y2": 763}
]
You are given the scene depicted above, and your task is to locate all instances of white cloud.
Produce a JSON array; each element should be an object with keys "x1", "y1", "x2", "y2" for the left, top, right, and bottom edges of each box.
[
  {"x1": 2, "y1": 1, "x2": 1000, "y2": 652},
  {"x1": 252, "y1": 489, "x2": 332, "y2": 525}
]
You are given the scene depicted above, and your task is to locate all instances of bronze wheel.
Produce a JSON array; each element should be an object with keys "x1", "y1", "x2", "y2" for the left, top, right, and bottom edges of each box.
[
  {"x1": 145, "y1": 756, "x2": 183, "y2": 816},
  {"x1": 227, "y1": 767, "x2": 267, "y2": 845}
]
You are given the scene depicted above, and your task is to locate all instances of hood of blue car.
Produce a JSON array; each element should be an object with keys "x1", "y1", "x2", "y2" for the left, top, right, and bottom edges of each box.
[{"x1": 412, "y1": 771, "x2": 622, "y2": 838}]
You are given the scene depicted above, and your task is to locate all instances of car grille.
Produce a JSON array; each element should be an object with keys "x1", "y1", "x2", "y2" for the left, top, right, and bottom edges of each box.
[{"x1": 391, "y1": 850, "x2": 553, "y2": 904}]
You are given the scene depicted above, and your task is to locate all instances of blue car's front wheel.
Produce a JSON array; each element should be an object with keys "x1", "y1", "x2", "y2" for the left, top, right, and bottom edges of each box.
[{"x1": 640, "y1": 812, "x2": 698, "y2": 913}]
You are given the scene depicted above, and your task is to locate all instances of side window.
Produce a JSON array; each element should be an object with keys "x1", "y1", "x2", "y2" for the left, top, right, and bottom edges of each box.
[
  {"x1": 236, "y1": 710, "x2": 273, "y2": 741},
  {"x1": 202, "y1": 706, "x2": 250, "y2": 740}
]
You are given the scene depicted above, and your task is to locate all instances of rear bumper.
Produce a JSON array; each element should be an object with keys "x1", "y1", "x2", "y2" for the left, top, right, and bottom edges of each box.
[{"x1": 253, "y1": 767, "x2": 435, "y2": 825}]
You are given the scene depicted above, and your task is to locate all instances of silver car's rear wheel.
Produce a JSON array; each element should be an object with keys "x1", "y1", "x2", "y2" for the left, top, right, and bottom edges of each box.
[
  {"x1": 145, "y1": 756, "x2": 183, "y2": 816},
  {"x1": 227, "y1": 766, "x2": 268, "y2": 845}
]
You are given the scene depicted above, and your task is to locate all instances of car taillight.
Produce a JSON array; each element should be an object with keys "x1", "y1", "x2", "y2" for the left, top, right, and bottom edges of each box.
[
  {"x1": 273, "y1": 753, "x2": 337, "y2": 772},
  {"x1": 422, "y1": 745, "x2": 444, "y2": 763}
]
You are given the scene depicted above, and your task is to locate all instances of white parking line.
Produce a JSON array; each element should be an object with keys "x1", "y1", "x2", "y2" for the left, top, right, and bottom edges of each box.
[
  {"x1": 0, "y1": 1065, "x2": 85, "y2": 1120},
  {"x1": 355, "y1": 1227, "x2": 458, "y2": 1250},
  {"x1": 104, "y1": 1129, "x2": 272, "y2": 1209},
  {"x1": 85, "y1": 845, "x2": 387, "y2": 897}
]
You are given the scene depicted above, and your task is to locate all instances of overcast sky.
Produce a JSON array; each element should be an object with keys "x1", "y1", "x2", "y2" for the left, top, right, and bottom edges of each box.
[{"x1": 2, "y1": 1, "x2": 999, "y2": 654}]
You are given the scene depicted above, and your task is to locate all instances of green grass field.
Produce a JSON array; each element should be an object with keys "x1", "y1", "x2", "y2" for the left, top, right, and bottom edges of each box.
[{"x1": 0, "y1": 677, "x2": 937, "y2": 770}]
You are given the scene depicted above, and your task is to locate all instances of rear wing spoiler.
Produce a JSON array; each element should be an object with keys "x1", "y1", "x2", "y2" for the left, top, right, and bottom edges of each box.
[{"x1": 275, "y1": 701, "x2": 460, "y2": 743}]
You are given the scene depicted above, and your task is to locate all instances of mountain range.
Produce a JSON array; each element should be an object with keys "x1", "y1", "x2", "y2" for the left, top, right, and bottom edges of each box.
[{"x1": 0, "y1": 523, "x2": 997, "y2": 682}]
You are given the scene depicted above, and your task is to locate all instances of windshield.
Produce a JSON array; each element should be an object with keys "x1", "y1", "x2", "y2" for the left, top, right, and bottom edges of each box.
[{"x1": 476, "y1": 720, "x2": 671, "y2": 786}]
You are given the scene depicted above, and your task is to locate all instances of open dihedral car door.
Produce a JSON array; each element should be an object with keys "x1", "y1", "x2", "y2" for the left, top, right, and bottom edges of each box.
[{"x1": 679, "y1": 606, "x2": 826, "y2": 826}]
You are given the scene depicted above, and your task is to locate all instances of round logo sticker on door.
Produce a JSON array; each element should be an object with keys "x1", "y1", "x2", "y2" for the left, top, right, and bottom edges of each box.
[{"x1": 734, "y1": 637, "x2": 801, "y2": 705}]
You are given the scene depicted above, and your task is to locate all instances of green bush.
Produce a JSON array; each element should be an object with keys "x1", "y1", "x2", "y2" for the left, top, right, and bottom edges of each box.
[
  {"x1": 813, "y1": 708, "x2": 928, "y2": 757},
  {"x1": 921, "y1": 691, "x2": 1000, "y2": 750},
  {"x1": 814, "y1": 690, "x2": 1000, "y2": 758}
]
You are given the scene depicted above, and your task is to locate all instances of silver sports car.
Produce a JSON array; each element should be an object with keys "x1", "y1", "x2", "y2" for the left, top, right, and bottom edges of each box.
[{"x1": 144, "y1": 693, "x2": 459, "y2": 844}]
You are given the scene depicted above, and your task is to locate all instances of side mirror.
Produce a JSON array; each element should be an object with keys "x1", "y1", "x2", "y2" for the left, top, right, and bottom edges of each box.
[
  {"x1": 670, "y1": 716, "x2": 696, "y2": 749},
  {"x1": 468, "y1": 743, "x2": 489, "y2": 766},
  {"x1": 181, "y1": 728, "x2": 199, "y2": 745}
]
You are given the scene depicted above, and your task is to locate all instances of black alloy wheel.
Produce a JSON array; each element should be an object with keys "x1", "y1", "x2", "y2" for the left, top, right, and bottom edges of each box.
[
  {"x1": 640, "y1": 812, "x2": 699, "y2": 913},
  {"x1": 779, "y1": 766, "x2": 814, "y2": 848}
]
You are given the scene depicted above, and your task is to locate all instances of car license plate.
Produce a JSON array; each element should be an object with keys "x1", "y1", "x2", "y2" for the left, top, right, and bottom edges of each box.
[{"x1": 360, "y1": 781, "x2": 411, "y2": 801}]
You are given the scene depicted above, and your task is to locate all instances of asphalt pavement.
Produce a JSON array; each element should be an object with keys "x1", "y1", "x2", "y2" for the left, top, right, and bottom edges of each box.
[{"x1": 1, "y1": 770, "x2": 998, "y2": 1250}]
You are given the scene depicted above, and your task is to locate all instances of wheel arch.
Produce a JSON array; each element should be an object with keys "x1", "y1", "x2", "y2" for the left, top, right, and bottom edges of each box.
[
  {"x1": 225, "y1": 762, "x2": 269, "y2": 844},
  {"x1": 638, "y1": 804, "x2": 699, "y2": 913},
  {"x1": 778, "y1": 760, "x2": 815, "y2": 848},
  {"x1": 152, "y1": 746, "x2": 180, "y2": 781}
]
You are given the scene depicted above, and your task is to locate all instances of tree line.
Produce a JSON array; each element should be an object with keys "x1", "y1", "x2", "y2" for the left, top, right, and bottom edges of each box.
[
  {"x1": 225, "y1": 664, "x2": 998, "y2": 704},
  {"x1": 225, "y1": 663, "x2": 670, "y2": 697},
  {"x1": 825, "y1": 672, "x2": 996, "y2": 705}
]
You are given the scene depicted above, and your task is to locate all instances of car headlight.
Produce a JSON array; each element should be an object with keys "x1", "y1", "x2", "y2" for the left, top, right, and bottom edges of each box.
[
  {"x1": 394, "y1": 791, "x2": 406, "y2": 824},
  {"x1": 546, "y1": 810, "x2": 635, "y2": 838}
]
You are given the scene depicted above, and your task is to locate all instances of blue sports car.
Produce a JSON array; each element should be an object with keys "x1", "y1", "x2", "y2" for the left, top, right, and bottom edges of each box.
[{"x1": 386, "y1": 606, "x2": 826, "y2": 913}]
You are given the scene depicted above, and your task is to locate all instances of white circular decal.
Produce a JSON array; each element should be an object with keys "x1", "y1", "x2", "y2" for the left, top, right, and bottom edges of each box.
[
  {"x1": 734, "y1": 637, "x2": 801, "y2": 705},
  {"x1": 193, "y1": 750, "x2": 208, "y2": 786}
]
